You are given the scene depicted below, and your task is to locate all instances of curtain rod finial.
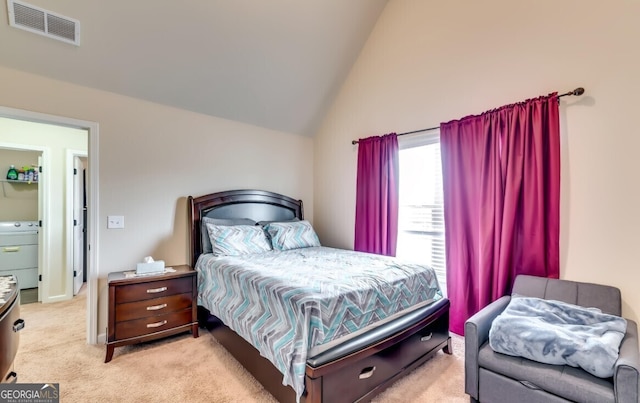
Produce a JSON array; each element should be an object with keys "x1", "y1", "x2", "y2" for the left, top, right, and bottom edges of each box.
[{"x1": 573, "y1": 87, "x2": 585, "y2": 96}]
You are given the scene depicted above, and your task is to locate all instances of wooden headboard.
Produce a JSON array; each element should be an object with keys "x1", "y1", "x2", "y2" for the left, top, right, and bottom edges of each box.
[{"x1": 188, "y1": 189, "x2": 304, "y2": 267}]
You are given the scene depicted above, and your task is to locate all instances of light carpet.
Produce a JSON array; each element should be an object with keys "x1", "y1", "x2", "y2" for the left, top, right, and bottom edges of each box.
[{"x1": 15, "y1": 290, "x2": 467, "y2": 402}]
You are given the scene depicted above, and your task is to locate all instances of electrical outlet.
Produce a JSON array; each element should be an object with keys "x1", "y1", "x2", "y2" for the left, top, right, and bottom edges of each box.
[{"x1": 107, "y1": 215, "x2": 124, "y2": 229}]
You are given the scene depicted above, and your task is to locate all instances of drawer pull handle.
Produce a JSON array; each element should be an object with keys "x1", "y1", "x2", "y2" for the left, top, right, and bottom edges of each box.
[
  {"x1": 420, "y1": 333, "x2": 433, "y2": 342},
  {"x1": 13, "y1": 319, "x2": 25, "y2": 332},
  {"x1": 2, "y1": 247, "x2": 20, "y2": 252},
  {"x1": 146, "y1": 303, "x2": 168, "y2": 311},
  {"x1": 520, "y1": 380, "x2": 542, "y2": 390},
  {"x1": 146, "y1": 320, "x2": 168, "y2": 328},
  {"x1": 5, "y1": 371, "x2": 17, "y2": 384},
  {"x1": 146, "y1": 286, "x2": 167, "y2": 294},
  {"x1": 359, "y1": 366, "x2": 376, "y2": 380}
]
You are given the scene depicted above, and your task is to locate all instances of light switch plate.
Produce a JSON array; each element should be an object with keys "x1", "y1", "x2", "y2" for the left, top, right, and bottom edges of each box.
[{"x1": 107, "y1": 215, "x2": 124, "y2": 229}]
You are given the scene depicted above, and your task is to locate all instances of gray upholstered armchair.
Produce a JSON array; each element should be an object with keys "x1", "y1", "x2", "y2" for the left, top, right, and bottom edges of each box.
[{"x1": 465, "y1": 274, "x2": 639, "y2": 403}]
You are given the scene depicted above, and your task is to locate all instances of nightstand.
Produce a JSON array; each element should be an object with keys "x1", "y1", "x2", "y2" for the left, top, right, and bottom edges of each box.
[{"x1": 105, "y1": 264, "x2": 198, "y2": 363}]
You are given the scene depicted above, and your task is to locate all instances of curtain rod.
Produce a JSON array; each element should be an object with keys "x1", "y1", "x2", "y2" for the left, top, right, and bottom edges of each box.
[{"x1": 351, "y1": 87, "x2": 585, "y2": 145}]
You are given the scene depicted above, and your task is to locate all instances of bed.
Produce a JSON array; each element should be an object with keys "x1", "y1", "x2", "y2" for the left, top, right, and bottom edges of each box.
[{"x1": 189, "y1": 189, "x2": 451, "y2": 403}]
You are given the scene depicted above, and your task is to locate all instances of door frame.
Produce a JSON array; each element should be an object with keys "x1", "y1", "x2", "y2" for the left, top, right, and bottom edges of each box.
[
  {"x1": 66, "y1": 150, "x2": 88, "y2": 296},
  {"x1": 0, "y1": 105, "x2": 99, "y2": 345}
]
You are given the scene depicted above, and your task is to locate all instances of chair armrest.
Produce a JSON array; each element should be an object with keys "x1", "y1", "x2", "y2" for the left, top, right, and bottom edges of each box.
[
  {"x1": 464, "y1": 295, "x2": 511, "y2": 399},
  {"x1": 615, "y1": 319, "x2": 639, "y2": 403}
]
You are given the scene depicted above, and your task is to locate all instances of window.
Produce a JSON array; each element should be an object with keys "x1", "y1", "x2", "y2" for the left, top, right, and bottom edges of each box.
[{"x1": 397, "y1": 133, "x2": 447, "y2": 295}]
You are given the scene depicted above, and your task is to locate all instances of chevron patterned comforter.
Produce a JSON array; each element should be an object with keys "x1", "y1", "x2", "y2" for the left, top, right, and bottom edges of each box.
[{"x1": 196, "y1": 246, "x2": 443, "y2": 401}]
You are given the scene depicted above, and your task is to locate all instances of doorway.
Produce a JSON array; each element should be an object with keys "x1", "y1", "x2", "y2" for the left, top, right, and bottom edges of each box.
[
  {"x1": 0, "y1": 129, "x2": 87, "y2": 305},
  {"x1": 0, "y1": 106, "x2": 99, "y2": 344}
]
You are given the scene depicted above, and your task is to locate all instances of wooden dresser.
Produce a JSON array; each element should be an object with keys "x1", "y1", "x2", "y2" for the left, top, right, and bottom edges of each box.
[
  {"x1": 105, "y1": 265, "x2": 198, "y2": 362},
  {"x1": 0, "y1": 276, "x2": 24, "y2": 383}
]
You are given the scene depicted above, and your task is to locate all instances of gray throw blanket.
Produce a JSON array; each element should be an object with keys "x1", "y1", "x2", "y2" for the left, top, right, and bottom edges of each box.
[{"x1": 489, "y1": 296, "x2": 627, "y2": 378}]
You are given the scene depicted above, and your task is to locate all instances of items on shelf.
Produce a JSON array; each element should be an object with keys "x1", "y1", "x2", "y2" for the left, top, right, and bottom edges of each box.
[
  {"x1": 5, "y1": 164, "x2": 38, "y2": 183},
  {"x1": 6, "y1": 165, "x2": 17, "y2": 180}
]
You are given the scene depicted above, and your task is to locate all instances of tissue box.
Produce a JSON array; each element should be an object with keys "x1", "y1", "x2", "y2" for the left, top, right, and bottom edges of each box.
[{"x1": 136, "y1": 260, "x2": 165, "y2": 275}]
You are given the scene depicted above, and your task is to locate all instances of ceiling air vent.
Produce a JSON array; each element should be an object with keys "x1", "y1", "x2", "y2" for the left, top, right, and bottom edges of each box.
[{"x1": 7, "y1": 0, "x2": 80, "y2": 46}]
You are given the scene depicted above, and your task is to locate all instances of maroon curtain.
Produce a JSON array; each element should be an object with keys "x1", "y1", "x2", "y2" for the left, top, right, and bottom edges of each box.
[
  {"x1": 354, "y1": 133, "x2": 399, "y2": 256},
  {"x1": 440, "y1": 93, "x2": 560, "y2": 335}
]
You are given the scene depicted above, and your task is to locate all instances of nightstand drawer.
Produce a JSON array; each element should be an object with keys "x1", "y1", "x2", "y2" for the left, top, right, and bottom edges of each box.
[
  {"x1": 115, "y1": 308, "x2": 193, "y2": 340},
  {"x1": 114, "y1": 277, "x2": 192, "y2": 304},
  {"x1": 115, "y1": 293, "x2": 192, "y2": 322}
]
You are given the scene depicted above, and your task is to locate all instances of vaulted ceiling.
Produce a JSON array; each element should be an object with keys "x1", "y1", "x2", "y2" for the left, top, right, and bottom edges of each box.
[{"x1": 0, "y1": 0, "x2": 388, "y2": 136}]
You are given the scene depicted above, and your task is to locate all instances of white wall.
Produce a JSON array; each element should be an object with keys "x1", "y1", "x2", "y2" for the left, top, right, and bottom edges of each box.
[
  {"x1": 0, "y1": 149, "x2": 40, "y2": 221},
  {"x1": 314, "y1": 0, "x2": 640, "y2": 322},
  {"x1": 0, "y1": 65, "x2": 314, "y2": 336}
]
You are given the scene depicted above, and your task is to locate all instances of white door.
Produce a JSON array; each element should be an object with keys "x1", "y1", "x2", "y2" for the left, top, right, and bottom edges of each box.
[
  {"x1": 37, "y1": 155, "x2": 43, "y2": 302},
  {"x1": 73, "y1": 156, "x2": 85, "y2": 295}
]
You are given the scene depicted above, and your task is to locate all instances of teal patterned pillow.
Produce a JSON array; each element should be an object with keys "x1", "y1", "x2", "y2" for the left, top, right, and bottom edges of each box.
[
  {"x1": 264, "y1": 220, "x2": 321, "y2": 251},
  {"x1": 206, "y1": 223, "x2": 272, "y2": 256},
  {"x1": 201, "y1": 217, "x2": 256, "y2": 254}
]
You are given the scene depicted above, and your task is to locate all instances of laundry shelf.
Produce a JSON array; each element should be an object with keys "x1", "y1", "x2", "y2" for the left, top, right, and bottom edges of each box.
[{"x1": 0, "y1": 179, "x2": 38, "y2": 184}]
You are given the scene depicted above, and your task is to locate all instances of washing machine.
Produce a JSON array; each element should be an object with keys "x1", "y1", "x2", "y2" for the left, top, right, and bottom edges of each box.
[{"x1": 0, "y1": 221, "x2": 38, "y2": 290}]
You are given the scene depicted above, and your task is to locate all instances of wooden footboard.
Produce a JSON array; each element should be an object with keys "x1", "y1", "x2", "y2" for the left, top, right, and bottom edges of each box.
[
  {"x1": 201, "y1": 299, "x2": 451, "y2": 403},
  {"x1": 304, "y1": 299, "x2": 450, "y2": 403}
]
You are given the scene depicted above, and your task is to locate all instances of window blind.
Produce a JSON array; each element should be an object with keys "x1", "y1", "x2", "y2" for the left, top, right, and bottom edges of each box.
[{"x1": 397, "y1": 138, "x2": 447, "y2": 293}]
